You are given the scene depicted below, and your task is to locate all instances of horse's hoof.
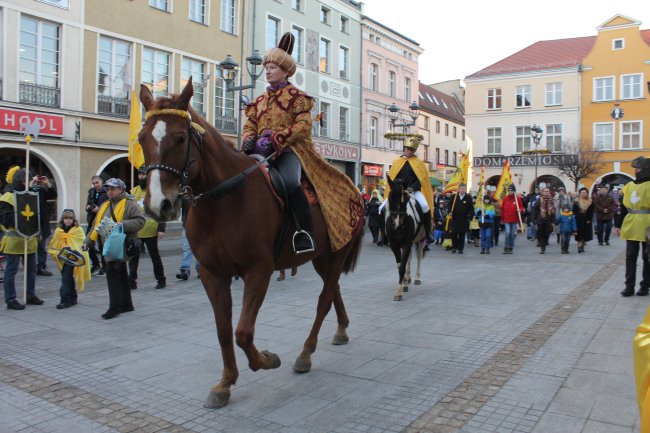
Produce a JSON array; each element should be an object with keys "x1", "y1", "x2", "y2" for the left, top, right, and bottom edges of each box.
[
  {"x1": 403, "y1": 286, "x2": 409, "y2": 292},
  {"x1": 406, "y1": 278, "x2": 412, "y2": 284},
  {"x1": 293, "y1": 355, "x2": 312, "y2": 373},
  {"x1": 414, "y1": 280, "x2": 421, "y2": 285},
  {"x1": 394, "y1": 295, "x2": 402, "y2": 301},
  {"x1": 332, "y1": 333, "x2": 349, "y2": 345},
  {"x1": 261, "y1": 350, "x2": 281, "y2": 369},
  {"x1": 204, "y1": 390, "x2": 230, "y2": 409}
]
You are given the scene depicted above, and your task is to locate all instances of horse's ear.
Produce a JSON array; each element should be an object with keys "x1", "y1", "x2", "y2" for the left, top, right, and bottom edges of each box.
[
  {"x1": 140, "y1": 84, "x2": 155, "y2": 111},
  {"x1": 178, "y1": 77, "x2": 194, "y2": 110}
]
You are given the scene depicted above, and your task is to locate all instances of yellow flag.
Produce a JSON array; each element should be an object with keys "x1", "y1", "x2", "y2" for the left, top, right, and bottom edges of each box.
[
  {"x1": 128, "y1": 90, "x2": 145, "y2": 169},
  {"x1": 492, "y1": 160, "x2": 513, "y2": 204},
  {"x1": 442, "y1": 153, "x2": 469, "y2": 194},
  {"x1": 476, "y1": 165, "x2": 485, "y2": 204}
]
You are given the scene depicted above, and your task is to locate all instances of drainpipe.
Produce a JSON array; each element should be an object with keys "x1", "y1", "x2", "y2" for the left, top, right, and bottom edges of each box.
[{"x1": 235, "y1": 0, "x2": 248, "y2": 147}]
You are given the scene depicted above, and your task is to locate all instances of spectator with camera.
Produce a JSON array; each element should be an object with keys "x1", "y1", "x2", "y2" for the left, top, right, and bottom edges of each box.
[{"x1": 85, "y1": 175, "x2": 108, "y2": 274}]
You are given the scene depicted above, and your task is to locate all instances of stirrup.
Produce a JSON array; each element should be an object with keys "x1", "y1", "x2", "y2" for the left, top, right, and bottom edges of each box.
[{"x1": 293, "y1": 230, "x2": 315, "y2": 254}]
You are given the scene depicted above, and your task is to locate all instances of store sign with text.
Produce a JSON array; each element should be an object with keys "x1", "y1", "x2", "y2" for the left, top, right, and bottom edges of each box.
[
  {"x1": 313, "y1": 142, "x2": 359, "y2": 161},
  {"x1": 0, "y1": 108, "x2": 64, "y2": 137},
  {"x1": 362, "y1": 164, "x2": 383, "y2": 177},
  {"x1": 474, "y1": 154, "x2": 578, "y2": 167}
]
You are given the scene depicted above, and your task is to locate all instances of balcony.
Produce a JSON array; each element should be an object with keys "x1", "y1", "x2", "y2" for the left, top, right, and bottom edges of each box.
[
  {"x1": 97, "y1": 95, "x2": 130, "y2": 117},
  {"x1": 214, "y1": 115, "x2": 237, "y2": 134},
  {"x1": 19, "y1": 82, "x2": 60, "y2": 108}
]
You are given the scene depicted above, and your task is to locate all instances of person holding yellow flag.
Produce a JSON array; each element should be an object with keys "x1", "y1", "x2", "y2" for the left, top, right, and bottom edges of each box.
[{"x1": 383, "y1": 137, "x2": 434, "y2": 239}]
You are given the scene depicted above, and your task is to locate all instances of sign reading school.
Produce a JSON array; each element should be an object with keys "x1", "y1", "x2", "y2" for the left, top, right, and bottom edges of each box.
[{"x1": 0, "y1": 108, "x2": 64, "y2": 137}]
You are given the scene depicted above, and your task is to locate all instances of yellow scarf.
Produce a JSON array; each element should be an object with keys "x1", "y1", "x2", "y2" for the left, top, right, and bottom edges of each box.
[
  {"x1": 48, "y1": 226, "x2": 91, "y2": 291},
  {"x1": 385, "y1": 156, "x2": 434, "y2": 213},
  {"x1": 89, "y1": 198, "x2": 126, "y2": 242}
]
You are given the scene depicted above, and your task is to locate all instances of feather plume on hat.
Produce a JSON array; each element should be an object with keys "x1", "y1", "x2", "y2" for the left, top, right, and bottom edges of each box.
[
  {"x1": 5, "y1": 165, "x2": 20, "y2": 184},
  {"x1": 263, "y1": 32, "x2": 297, "y2": 77}
]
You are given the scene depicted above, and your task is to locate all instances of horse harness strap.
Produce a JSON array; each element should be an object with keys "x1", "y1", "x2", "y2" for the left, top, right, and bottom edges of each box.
[{"x1": 144, "y1": 108, "x2": 272, "y2": 206}]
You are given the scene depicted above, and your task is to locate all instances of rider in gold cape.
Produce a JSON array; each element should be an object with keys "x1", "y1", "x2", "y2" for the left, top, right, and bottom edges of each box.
[
  {"x1": 383, "y1": 137, "x2": 434, "y2": 238},
  {"x1": 241, "y1": 32, "x2": 363, "y2": 253}
]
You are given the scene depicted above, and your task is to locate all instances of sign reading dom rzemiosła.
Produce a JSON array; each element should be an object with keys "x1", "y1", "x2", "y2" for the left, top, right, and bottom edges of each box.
[{"x1": 474, "y1": 154, "x2": 578, "y2": 167}]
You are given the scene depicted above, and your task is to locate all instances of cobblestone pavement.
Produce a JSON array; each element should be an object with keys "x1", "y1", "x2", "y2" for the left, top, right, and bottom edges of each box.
[{"x1": 0, "y1": 230, "x2": 645, "y2": 433}]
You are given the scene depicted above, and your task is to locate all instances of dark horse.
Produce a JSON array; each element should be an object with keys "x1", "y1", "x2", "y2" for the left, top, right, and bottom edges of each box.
[
  {"x1": 385, "y1": 177, "x2": 427, "y2": 301},
  {"x1": 137, "y1": 79, "x2": 363, "y2": 408}
]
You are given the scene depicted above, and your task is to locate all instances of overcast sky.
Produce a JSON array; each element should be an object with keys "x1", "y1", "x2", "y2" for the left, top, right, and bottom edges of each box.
[{"x1": 362, "y1": 0, "x2": 649, "y2": 85}]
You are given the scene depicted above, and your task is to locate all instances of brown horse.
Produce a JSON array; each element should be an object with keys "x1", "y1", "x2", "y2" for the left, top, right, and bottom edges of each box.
[{"x1": 137, "y1": 79, "x2": 363, "y2": 408}]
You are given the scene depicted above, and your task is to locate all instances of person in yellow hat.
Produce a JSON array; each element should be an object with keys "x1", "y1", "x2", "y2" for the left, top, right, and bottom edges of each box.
[{"x1": 382, "y1": 137, "x2": 434, "y2": 238}]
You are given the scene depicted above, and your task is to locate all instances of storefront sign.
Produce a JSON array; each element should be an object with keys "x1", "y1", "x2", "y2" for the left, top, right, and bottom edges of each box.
[
  {"x1": 362, "y1": 164, "x2": 383, "y2": 177},
  {"x1": 474, "y1": 154, "x2": 578, "y2": 167},
  {"x1": 313, "y1": 142, "x2": 359, "y2": 161},
  {"x1": 0, "y1": 108, "x2": 64, "y2": 137}
]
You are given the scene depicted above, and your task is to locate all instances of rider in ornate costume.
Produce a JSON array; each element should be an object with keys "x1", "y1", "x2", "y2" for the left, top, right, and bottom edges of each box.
[
  {"x1": 242, "y1": 32, "x2": 363, "y2": 253},
  {"x1": 382, "y1": 137, "x2": 433, "y2": 239}
]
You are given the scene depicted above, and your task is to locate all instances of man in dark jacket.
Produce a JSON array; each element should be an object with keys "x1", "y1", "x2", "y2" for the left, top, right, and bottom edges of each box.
[
  {"x1": 31, "y1": 173, "x2": 57, "y2": 276},
  {"x1": 85, "y1": 175, "x2": 108, "y2": 274},
  {"x1": 447, "y1": 183, "x2": 474, "y2": 254},
  {"x1": 593, "y1": 184, "x2": 616, "y2": 246}
]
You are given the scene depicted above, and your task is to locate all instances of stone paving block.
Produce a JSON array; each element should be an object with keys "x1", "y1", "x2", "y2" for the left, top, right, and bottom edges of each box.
[
  {"x1": 545, "y1": 387, "x2": 595, "y2": 419},
  {"x1": 581, "y1": 420, "x2": 635, "y2": 433},
  {"x1": 589, "y1": 393, "x2": 638, "y2": 427},
  {"x1": 530, "y1": 413, "x2": 585, "y2": 433}
]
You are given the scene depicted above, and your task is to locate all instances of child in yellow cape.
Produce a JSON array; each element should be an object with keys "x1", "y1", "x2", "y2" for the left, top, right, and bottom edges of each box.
[{"x1": 48, "y1": 209, "x2": 91, "y2": 309}]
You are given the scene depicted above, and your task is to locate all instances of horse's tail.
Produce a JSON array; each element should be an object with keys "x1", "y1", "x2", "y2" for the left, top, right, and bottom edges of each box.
[{"x1": 342, "y1": 227, "x2": 364, "y2": 274}]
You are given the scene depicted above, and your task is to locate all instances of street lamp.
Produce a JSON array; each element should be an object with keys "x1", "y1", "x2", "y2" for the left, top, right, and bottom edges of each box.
[
  {"x1": 387, "y1": 101, "x2": 420, "y2": 131},
  {"x1": 530, "y1": 124, "x2": 543, "y2": 189}
]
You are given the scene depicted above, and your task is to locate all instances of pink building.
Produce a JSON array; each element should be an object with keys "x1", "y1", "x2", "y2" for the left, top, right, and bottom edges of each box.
[{"x1": 360, "y1": 16, "x2": 423, "y2": 192}]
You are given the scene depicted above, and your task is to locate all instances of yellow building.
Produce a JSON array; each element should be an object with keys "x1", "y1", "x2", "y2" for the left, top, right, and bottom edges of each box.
[{"x1": 581, "y1": 14, "x2": 650, "y2": 188}]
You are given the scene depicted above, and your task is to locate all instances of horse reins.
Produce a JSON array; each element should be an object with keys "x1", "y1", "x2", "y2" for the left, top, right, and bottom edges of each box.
[{"x1": 143, "y1": 108, "x2": 274, "y2": 206}]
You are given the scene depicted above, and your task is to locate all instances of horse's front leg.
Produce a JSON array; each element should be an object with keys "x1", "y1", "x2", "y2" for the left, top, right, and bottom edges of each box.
[
  {"x1": 390, "y1": 244, "x2": 404, "y2": 301},
  {"x1": 404, "y1": 245, "x2": 412, "y2": 290},
  {"x1": 414, "y1": 241, "x2": 424, "y2": 285},
  {"x1": 331, "y1": 287, "x2": 350, "y2": 346},
  {"x1": 202, "y1": 271, "x2": 238, "y2": 409},
  {"x1": 236, "y1": 272, "x2": 281, "y2": 372}
]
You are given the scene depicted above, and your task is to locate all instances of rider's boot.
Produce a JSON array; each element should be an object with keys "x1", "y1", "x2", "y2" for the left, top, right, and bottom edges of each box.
[
  {"x1": 290, "y1": 188, "x2": 316, "y2": 254},
  {"x1": 423, "y1": 212, "x2": 432, "y2": 239}
]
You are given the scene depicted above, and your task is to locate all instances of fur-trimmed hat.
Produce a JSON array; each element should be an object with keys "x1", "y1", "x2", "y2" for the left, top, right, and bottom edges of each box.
[
  {"x1": 61, "y1": 208, "x2": 76, "y2": 219},
  {"x1": 263, "y1": 32, "x2": 297, "y2": 77},
  {"x1": 507, "y1": 184, "x2": 516, "y2": 192},
  {"x1": 104, "y1": 178, "x2": 126, "y2": 190}
]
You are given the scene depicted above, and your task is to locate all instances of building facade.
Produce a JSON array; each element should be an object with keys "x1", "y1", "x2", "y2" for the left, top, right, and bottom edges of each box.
[
  {"x1": 2, "y1": 0, "x2": 246, "y2": 225},
  {"x1": 359, "y1": 15, "x2": 422, "y2": 193},
  {"x1": 416, "y1": 82, "x2": 466, "y2": 190},
  {"x1": 580, "y1": 15, "x2": 650, "y2": 189},
  {"x1": 249, "y1": 0, "x2": 363, "y2": 182}
]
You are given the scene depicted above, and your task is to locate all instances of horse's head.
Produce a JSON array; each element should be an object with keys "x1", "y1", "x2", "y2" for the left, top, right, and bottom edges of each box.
[
  {"x1": 386, "y1": 176, "x2": 409, "y2": 227},
  {"x1": 138, "y1": 78, "x2": 203, "y2": 221}
]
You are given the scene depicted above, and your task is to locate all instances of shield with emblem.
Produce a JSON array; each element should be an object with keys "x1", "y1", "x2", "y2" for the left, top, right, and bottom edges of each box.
[
  {"x1": 14, "y1": 190, "x2": 41, "y2": 238},
  {"x1": 57, "y1": 247, "x2": 86, "y2": 267}
]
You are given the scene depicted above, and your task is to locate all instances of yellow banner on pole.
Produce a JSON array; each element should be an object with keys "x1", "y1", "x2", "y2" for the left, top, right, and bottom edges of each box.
[
  {"x1": 492, "y1": 160, "x2": 513, "y2": 204},
  {"x1": 127, "y1": 90, "x2": 145, "y2": 169},
  {"x1": 442, "y1": 153, "x2": 469, "y2": 194}
]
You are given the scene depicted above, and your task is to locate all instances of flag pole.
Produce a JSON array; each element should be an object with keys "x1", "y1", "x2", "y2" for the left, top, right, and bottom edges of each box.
[
  {"x1": 23, "y1": 135, "x2": 31, "y2": 303},
  {"x1": 514, "y1": 188, "x2": 524, "y2": 233},
  {"x1": 130, "y1": 91, "x2": 135, "y2": 192}
]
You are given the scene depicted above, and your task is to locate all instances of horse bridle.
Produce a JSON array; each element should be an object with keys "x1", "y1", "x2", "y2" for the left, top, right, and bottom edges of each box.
[{"x1": 143, "y1": 108, "x2": 274, "y2": 206}]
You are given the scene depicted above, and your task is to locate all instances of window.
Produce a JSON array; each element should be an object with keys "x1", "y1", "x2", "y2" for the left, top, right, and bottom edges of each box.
[
  {"x1": 444, "y1": 150, "x2": 449, "y2": 165},
  {"x1": 98, "y1": 36, "x2": 130, "y2": 99},
  {"x1": 515, "y1": 126, "x2": 532, "y2": 153},
  {"x1": 149, "y1": 0, "x2": 169, "y2": 11},
  {"x1": 436, "y1": 120, "x2": 440, "y2": 133},
  {"x1": 19, "y1": 16, "x2": 60, "y2": 89},
  {"x1": 291, "y1": 0, "x2": 302, "y2": 12},
  {"x1": 338, "y1": 46, "x2": 349, "y2": 79},
  {"x1": 594, "y1": 77, "x2": 614, "y2": 101},
  {"x1": 181, "y1": 58, "x2": 205, "y2": 115},
  {"x1": 266, "y1": 16, "x2": 280, "y2": 50},
  {"x1": 612, "y1": 38, "x2": 624, "y2": 50},
  {"x1": 320, "y1": 6, "x2": 330, "y2": 24},
  {"x1": 190, "y1": 0, "x2": 206, "y2": 24},
  {"x1": 593, "y1": 123, "x2": 614, "y2": 150},
  {"x1": 319, "y1": 38, "x2": 330, "y2": 73},
  {"x1": 621, "y1": 121, "x2": 642, "y2": 149},
  {"x1": 369, "y1": 63, "x2": 378, "y2": 91},
  {"x1": 339, "y1": 107, "x2": 348, "y2": 141},
  {"x1": 487, "y1": 127, "x2": 501, "y2": 154},
  {"x1": 546, "y1": 124, "x2": 562, "y2": 152},
  {"x1": 515, "y1": 85, "x2": 531, "y2": 108},
  {"x1": 320, "y1": 102, "x2": 330, "y2": 137},
  {"x1": 487, "y1": 88, "x2": 501, "y2": 109},
  {"x1": 462, "y1": 129, "x2": 465, "y2": 141},
  {"x1": 214, "y1": 66, "x2": 236, "y2": 133},
  {"x1": 453, "y1": 152, "x2": 457, "y2": 166},
  {"x1": 453, "y1": 126, "x2": 457, "y2": 138},
  {"x1": 291, "y1": 26, "x2": 303, "y2": 64},
  {"x1": 444, "y1": 124, "x2": 449, "y2": 136},
  {"x1": 435, "y1": 148, "x2": 440, "y2": 163},
  {"x1": 340, "y1": 16, "x2": 349, "y2": 33},
  {"x1": 388, "y1": 71, "x2": 395, "y2": 97},
  {"x1": 221, "y1": 0, "x2": 236, "y2": 33},
  {"x1": 404, "y1": 77, "x2": 411, "y2": 101},
  {"x1": 545, "y1": 82, "x2": 562, "y2": 106},
  {"x1": 369, "y1": 116, "x2": 378, "y2": 146},
  {"x1": 423, "y1": 116, "x2": 429, "y2": 130},
  {"x1": 142, "y1": 48, "x2": 170, "y2": 98},
  {"x1": 621, "y1": 74, "x2": 643, "y2": 99}
]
